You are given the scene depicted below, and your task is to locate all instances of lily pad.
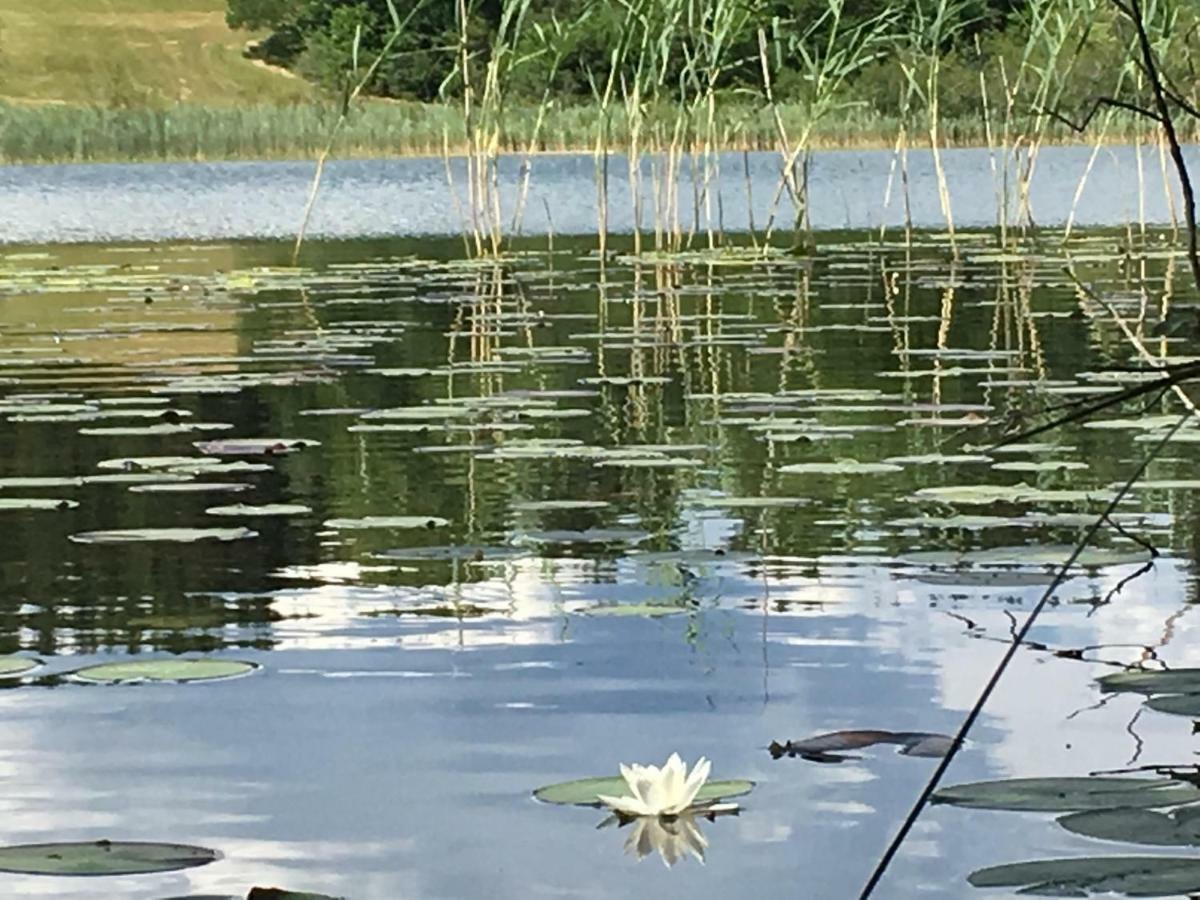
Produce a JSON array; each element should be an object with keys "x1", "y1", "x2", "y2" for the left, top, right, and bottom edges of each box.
[
  {"x1": 194, "y1": 438, "x2": 319, "y2": 456},
  {"x1": 323, "y1": 516, "x2": 449, "y2": 530},
  {"x1": 0, "y1": 840, "x2": 219, "y2": 875},
  {"x1": 0, "y1": 498, "x2": 78, "y2": 511},
  {"x1": 0, "y1": 656, "x2": 40, "y2": 677},
  {"x1": 247, "y1": 890, "x2": 344, "y2": 900},
  {"x1": 70, "y1": 527, "x2": 258, "y2": 544},
  {"x1": 72, "y1": 658, "x2": 257, "y2": 684},
  {"x1": 533, "y1": 776, "x2": 753, "y2": 807},
  {"x1": 511, "y1": 500, "x2": 611, "y2": 512},
  {"x1": 1099, "y1": 670, "x2": 1200, "y2": 696},
  {"x1": 778, "y1": 460, "x2": 903, "y2": 475},
  {"x1": 933, "y1": 777, "x2": 1200, "y2": 811},
  {"x1": 1145, "y1": 695, "x2": 1200, "y2": 716},
  {"x1": 967, "y1": 856, "x2": 1200, "y2": 897},
  {"x1": 1058, "y1": 807, "x2": 1200, "y2": 846},
  {"x1": 206, "y1": 504, "x2": 312, "y2": 517}
]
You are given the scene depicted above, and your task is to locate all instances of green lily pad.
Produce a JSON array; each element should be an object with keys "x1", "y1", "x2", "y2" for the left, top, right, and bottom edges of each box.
[
  {"x1": 206, "y1": 504, "x2": 313, "y2": 517},
  {"x1": 778, "y1": 460, "x2": 903, "y2": 475},
  {"x1": 913, "y1": 484, "x2": 1116, "y2": 505},
  {"x1": 1145, "y1": 695, "x2": 1200, "y2": 716},
  {"x1": 72, "y1": 658, "x2": 258, "y2": 684},
  {"x1": 933, "y1": 777, "x2": 1200, "y2": 811},
  {"x1": 69, "y1": 527, "x2": 258, "y2": 544},
  {"x1": 1058, "y1": 806, "x2": 1200, "y2": 846},
  {"x1": 1099, "y1": 670, "x2": 1200, "y2": 696},
  {"x1": 0, "y1": 498, "x2": 78, "y2": 511},
  {"x1": 511, "y1": 500, "x2": 611, "y2": 512},
  {"x1": 247, "y1": 890, "x2": 344, "y2": 900},
  {"x1": 967, "y1": 856, "x2": 1200, "y2": 896},
  {"x1": 533, "y1": 776, "x2": 753, "y2": 807},
  {"x1": 0, "y1": 840, "x2": 219, "y2": 875},
  {"x1": 691, "y1": 496, "x2": 807, "y2": 509},
  {"x1": 323, "y1": 516, "x2": 449, "y2": 530},
  {"x1": 0, "y1": 656, "x2": 40, "y2": 677},
  {"x1": 96, "y1": 456, "x2": 219, "y2": 471}
]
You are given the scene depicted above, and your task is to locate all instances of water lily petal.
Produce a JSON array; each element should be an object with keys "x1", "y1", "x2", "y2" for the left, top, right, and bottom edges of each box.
[
  {"x1": 598, "y1": 792, "x2": 653, "y2": 817},
  {"x1": 677, "y1": 756, "x2": 712, "y2": 812}
]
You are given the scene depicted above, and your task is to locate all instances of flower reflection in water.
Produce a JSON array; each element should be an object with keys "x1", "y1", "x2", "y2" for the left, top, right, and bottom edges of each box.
[{"x1": 599, "y1": 806, "x2": 740, "y2": 868}]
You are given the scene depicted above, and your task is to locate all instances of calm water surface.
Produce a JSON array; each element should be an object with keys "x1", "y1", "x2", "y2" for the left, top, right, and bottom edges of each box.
[
  {"x1": 0, "y1": 230, "x2": 1197, "y2": 898},
  {"x1": 1, "y1": 144, "x2": 1198, "y2": 244}
]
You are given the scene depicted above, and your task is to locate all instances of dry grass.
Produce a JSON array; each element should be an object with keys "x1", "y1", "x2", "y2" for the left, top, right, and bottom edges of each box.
[{"x1": 0, "y1": 0, "x2": 311, "y2": 107}]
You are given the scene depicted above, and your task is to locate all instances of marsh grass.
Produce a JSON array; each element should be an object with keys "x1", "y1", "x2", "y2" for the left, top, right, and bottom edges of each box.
[{"x1": 0, "y1": 100, "x2": 1184, "y2": 165}]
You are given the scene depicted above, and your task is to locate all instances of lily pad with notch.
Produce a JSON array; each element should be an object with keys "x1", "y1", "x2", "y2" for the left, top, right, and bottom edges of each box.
[{"x1": 0, "y1": 839, "x2": 219, "y2": 875}]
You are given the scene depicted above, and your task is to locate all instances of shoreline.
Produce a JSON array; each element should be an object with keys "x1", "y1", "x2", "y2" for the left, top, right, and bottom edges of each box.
[{"x1": 2, "y1": 101, "x2": 1194, "y2": 167}]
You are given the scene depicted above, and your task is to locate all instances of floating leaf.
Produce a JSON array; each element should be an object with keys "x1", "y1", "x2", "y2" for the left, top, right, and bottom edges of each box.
[
  {"x1": 206, "y1": 504, "x2": 312, "y2": 517},
  {"x1": 247, "y1": 890, "x2": 344, "y2": 900},
  {"x1": 933, "y1": 777, "x2": 1200, "y2": 811},
  {"x1": 375, "y1": 545, "x2": 530, "y2": 562},
  {"x1": 967, "y1": 856, "x2": 1200, "y2": 897},
  {"x1": 0, "y1": 498, "x2": 78, "y2": 511},
  {"x1": 514, "y1": 528, "x2": 651, "y2": 545},
  {"x1": 534, "y1": 776, "x2": 753, "y2": 807},
  {"x1": 511, "y1": 500, "x2": 611, "y2": 512},
  {"x1": 769, "y1": 729, "x2": 953, "y2": 761},
  {"x1": 1099, "y1": 670, "x2": 1200, "y2": 696},
  {"x1": 0, "y1": 656, "x2": 40, "y2": 677},
  {"x1": 323, "y1": 516, "x2": 448, "y2": 530},
  {"x1": 1058, "y1": 807, "x2": 1200, "y2": 846},
  {"x1": 70, "y1": 527, "x2": 258, "y2": 544},
  {"x1": 194, "y1": 438, "x2": 319, "y2": 456},
  {"x1": 779, "y1": 460, "x2": 903, "y2": 475},
  {"x1": 0, "y1": 840, "x2": 219, "y2": 875},
  {"x1": 1145, "y1": 695, "x2": 1200, "y2": 717},
  {"x1": 73, "y1": 658, "x2": 257, "y2": 684}
]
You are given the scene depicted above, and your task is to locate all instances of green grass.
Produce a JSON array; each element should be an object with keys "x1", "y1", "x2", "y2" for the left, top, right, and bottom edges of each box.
[
  {"x1": 2, "y1": 100, "x2": 1190, "y2": 164},
  {"x1": 0, "y1": 0, "x2": 311, "y2": 107}
]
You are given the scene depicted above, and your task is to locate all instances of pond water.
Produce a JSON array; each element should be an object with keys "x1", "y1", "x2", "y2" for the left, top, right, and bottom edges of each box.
[
  {"x1": 0, "y1": 223, "x2": 1198, "y2": 899},
  {"x1": 2, "y1": 143, "x2": 1198, "y2": 244}
]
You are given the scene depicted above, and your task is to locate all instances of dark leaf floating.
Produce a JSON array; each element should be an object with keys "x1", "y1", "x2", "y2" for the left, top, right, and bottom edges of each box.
[
  {"x1": 246, "y1": 890, "x2": 345, "y2": 900},
  {"x1": 768, "y1": 729, "x2": 953, "y2": 762}
]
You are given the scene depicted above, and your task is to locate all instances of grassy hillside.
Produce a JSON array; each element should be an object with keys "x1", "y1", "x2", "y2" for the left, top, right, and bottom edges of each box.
[{"x1": 0, "y1": 0, "x2": 311, "y2": 106}]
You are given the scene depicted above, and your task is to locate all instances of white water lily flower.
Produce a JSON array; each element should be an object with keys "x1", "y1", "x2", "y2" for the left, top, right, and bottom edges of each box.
[
  {"x1": 597, "y1": 753, "x2": 712, "y2": 817},
  {"x1": 624, "y1": 812, "x2": 709, "y2": 867}
]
